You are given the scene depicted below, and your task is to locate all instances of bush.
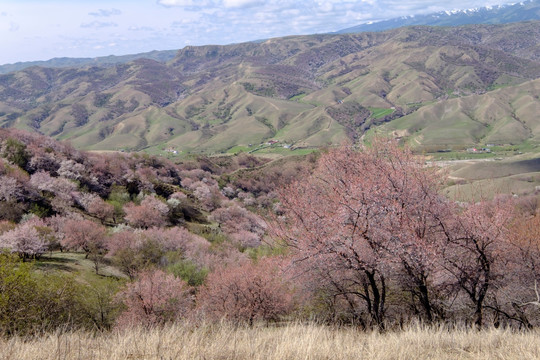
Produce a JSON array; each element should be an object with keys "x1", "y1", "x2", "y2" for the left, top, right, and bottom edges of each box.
[
  {"x1": 115, "y1": 269, "x2": 192, "y2": 328},
  {"x1": 168, "y1": 259, "x2": 208, "y2": 287},
  {"x1": 198, "y1": 258, "x2": 295, "y2": 324},
  {"x1": 2, "y1": 138, "x2": 30, "y2": 169}
]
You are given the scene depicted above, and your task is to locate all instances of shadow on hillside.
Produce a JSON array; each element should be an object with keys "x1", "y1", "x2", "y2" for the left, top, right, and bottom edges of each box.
[
  {"x1": 34, "y1": 254, "x2": 79, "y2": 272},
  {"x1": 512, "y1": 157, "x2": 540, "y2": 173}
]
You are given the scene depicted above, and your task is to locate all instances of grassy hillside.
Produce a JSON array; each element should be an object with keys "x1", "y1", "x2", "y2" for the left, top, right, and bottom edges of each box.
[
  {"x1": 379, "y1": 78, "x2": 540, "y2": 147},
  {"x1": 0, "y1": 22, "x2": 540, "y2": 155}
]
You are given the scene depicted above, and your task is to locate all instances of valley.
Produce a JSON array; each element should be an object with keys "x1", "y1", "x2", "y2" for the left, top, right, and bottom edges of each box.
[{"x1": 0, "y1": 6, "x2": 540, "y2": 353}]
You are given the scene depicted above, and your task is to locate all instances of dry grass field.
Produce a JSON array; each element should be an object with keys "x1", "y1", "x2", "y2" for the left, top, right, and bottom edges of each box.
[
  {"x1": 2, "y1": 323, "x2": 540, "y2": 360},
  {"x1": 439, "y1": 154, "x2": 540, "y2": 201}
]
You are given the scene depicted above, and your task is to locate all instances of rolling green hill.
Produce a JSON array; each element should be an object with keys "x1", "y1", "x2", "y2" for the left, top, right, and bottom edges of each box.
[
  {"x1": 379, "y1": 77, "x2": 540, "y2": 147},
  {"x1": 1, "y1": 22, "x2": 540, "y2": 155}
]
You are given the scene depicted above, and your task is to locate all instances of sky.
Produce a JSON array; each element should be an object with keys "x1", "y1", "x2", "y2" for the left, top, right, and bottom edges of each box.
[{"x1": 0, "y1": 0, "x2": 519, "y2": 65}]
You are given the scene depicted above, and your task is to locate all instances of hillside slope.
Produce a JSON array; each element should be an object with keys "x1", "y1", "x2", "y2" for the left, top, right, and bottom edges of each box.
[
  {"x1": 0, "y1": 22, "x2": 539, "y2": 154},
  {"x1": 380, "y1": 77, "x2": 540, "y2": 146}
]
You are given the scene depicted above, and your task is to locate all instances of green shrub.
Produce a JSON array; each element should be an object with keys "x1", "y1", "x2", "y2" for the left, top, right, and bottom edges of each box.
[
  {"x1": 168, "y1": 259, "x2": 208, "y2": 287},
  {"x1": 0, "y1": 253, "x2": 121, "y2": 336},
  {"x1": 2, "y1": 138, "x2": 29, "y2": 169}
]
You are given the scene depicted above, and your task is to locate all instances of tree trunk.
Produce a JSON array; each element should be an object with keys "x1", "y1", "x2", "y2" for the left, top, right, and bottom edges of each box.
[
  {"x1": 418, "y1": 282, "x2": 434, "y2": 323},
  {"x1": 365, "y1": 270, "x2": 386, "y2": 330},
  {"x1": 474, "y1": 302, "x2": 483, "y2": 328}
]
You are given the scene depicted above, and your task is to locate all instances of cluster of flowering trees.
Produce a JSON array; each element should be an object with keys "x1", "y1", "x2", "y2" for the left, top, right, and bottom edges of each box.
[
  {"x1": 0, "y1": 128, "x2": 289, "y2": 331},
  {"x1": 0, "y1": 127, "x2": 539, "y2": 332},
  {"x1": 274, "y1": 139, "x2": 540, "y2": 328},
  {"x1": 0, "y1": 220, "x2": 48, "y2": 259}
]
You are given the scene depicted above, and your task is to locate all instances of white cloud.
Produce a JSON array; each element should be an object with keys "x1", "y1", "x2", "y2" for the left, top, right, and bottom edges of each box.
[
  {"x1": 318, "y1": 3, "x2": 334, "y2": 12},
  {"x1": 9, "y1": 22, "x2": 19, "y2": 32},
  {"x1": 171, "y1": 20, "x2": 189, "y2": 28},
  {"x1": 81, "y1": 21, "x2": 118, "y2": 29},
  {"x1": 89, "y1": 8, "x2": 122, "y2": 17},
  {"x1": 128, "y1": 26, "x2": 154, "y2": 31},
  {"x1": 157, "y1": 0, "x2": 213, "y2": 7},
  {"x1": 281, "y1": 8, "x2": 300, "y2": 16},
  {"x1": 223, "y1": 0, "x2": 264, "y2": 8}
]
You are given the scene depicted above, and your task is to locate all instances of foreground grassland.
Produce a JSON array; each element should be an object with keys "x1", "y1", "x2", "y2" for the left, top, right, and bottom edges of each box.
[{"x1": 2, "y1": 323, "x2": 540, "y2": 360}]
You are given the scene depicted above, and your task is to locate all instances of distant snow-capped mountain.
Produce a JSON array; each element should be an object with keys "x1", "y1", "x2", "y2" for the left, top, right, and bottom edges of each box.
[{"x1": 336, "y1": 0, "x2": 540, "y2": 33}]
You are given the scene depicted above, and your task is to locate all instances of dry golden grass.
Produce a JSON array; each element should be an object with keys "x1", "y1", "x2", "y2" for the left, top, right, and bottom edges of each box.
[{"x1": 2, "y1": 322, "x2": 540, "y2": 360}]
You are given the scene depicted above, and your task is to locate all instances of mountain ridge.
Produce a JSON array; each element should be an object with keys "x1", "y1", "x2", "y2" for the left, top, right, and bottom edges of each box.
[
  {"x1": 4, "y1": 1, "x2": 539, "y2": 75},
  {"x1": 0, "y1": 22, "x2": 539, "y2": 155},
  {"x1": 0, "y1": 50, "x2": 178, "y2": 75},
  {"x1": 336, "y1": 0, "x2": 540, "y2": 34}
]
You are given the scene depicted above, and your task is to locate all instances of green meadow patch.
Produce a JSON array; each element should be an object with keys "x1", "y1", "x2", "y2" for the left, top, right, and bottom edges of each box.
[{"x1": 369, "y1": 107, "x2": 395, "y2": 119}]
